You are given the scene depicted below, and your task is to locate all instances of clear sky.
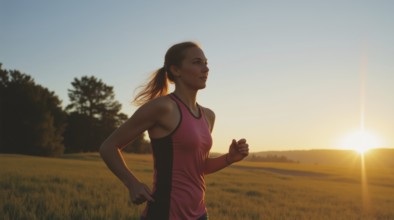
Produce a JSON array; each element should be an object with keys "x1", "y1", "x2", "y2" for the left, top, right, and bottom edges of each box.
[{"x1": 1, "y1": 1, "x2": 393, "y2": 153}]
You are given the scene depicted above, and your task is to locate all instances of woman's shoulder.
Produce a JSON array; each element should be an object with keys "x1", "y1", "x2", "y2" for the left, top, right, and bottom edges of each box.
[
  {"x1": 200, "y1": 105, "x2": 215, "y2": 121},
  {"x1": 141, "y1": 95, "x2": 177, "y2": 115},
  {"x1": 199, "y1": 105, "x2": 215, "y2": 131}
]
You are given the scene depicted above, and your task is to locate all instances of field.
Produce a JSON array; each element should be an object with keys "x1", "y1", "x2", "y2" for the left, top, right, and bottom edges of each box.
[{"x1": 1, "y1": 153, "x2": 394, "y2": 220}]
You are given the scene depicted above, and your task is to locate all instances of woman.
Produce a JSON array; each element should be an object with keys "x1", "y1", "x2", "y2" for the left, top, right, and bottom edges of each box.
[{"x1": 100, "y1": 41, "x2": 249, "y2": 220}]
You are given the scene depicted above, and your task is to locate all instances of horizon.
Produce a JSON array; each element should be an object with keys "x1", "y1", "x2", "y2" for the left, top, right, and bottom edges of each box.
[
  {"x1": 1, "y1": 1, "x2": 393, "y2": 153},
  {"x1": 220, "y1": 147, "x2": 394, "y2": 154}
]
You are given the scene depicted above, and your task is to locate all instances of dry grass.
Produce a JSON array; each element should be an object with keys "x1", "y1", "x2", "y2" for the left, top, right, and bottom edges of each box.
[{"x1": 1, "y1": 153, "x2": 394, "y2": 220}]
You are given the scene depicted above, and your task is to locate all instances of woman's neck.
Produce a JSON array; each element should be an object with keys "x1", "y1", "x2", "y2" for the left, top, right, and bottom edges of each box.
[{"x1": 173, "y1": 88, "x2": 198, "y2": 111}]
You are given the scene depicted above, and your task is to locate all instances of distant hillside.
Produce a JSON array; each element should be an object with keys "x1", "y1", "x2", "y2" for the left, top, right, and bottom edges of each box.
[{"x1": 249, "y1": 148, "x2": 394, "y2": 166}]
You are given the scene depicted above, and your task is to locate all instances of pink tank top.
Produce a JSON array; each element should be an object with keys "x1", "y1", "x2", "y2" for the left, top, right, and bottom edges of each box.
[{"x1": 141, "y1": 93, "x2": 213, "y2": 220}]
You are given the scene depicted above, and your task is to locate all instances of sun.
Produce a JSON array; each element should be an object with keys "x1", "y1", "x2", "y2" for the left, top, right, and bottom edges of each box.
[{"x1": 340, "y1": 130, "x2": 382, "y2": 154}]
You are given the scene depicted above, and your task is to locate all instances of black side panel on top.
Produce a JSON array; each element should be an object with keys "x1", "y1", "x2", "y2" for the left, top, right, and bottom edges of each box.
[{"x1": 145, "y1": 136, "x2": 173, "y2": 220}]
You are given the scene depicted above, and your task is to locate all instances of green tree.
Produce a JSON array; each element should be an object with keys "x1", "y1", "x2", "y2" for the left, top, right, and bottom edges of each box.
[
  {"x1": 66, "y1": 76, "x2": 124, "y2": 120},
  {"x1": 64, "y1": 76, "x2": 128, "y2": 152},
  {"x1": 0, "y1": 63, "x2": 66, "y2": 156}
]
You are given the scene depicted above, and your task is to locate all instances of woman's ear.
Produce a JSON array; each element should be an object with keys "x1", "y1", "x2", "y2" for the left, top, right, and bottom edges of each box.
[{"x1": 170, "y1": 65, "x2": 181, "y2": 77}]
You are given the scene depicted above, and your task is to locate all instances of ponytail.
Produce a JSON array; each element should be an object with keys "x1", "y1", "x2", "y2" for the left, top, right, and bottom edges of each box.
[
  {"x1": 132, "y1": 41, "x2": 199, "y2": 106},
  {"x1": 133, "y1": 67, "x2": 169, "y2": 106}
]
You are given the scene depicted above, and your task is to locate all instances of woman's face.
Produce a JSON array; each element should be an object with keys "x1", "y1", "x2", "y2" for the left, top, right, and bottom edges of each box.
[{"x1": 172, "y1": 47, "x2": 209, "y2": 90}]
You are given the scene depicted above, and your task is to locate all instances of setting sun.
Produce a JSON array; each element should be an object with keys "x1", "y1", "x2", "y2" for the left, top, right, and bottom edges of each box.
[{"x1": 340, "y1": 130, "x2": 382, "y2": 154}]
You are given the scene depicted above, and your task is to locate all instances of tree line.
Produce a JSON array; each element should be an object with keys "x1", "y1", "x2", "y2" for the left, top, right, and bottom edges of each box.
[{"x1": 0, "y1": 63, "x2": 150, "y2": 157}]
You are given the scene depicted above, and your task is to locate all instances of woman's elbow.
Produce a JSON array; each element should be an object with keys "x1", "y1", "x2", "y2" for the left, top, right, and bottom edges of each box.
[{"x1": 99, "y1": 140, "x2": 112, "y2": 157}]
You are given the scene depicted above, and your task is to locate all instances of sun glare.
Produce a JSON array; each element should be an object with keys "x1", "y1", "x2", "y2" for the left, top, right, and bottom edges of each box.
[{"x1": 340, "y1": 130, "x2": 382, "y2": 154}]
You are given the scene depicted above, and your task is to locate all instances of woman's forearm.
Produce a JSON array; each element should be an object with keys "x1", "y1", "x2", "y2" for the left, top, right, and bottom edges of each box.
[
  {"x1": 99, "y1": 143, "x2": 139, "y2": 188},
  {"x1": 204, "y1": 154, "x2": 233, "y2": 175}
]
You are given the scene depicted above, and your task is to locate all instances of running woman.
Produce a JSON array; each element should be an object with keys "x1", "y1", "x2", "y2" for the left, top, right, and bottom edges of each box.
[{"x1": 100, "y1": 41, "x2": 249, "y2": 220}]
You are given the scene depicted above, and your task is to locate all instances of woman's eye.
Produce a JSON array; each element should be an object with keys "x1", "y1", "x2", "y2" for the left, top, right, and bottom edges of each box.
[{"x1": 193, "y1": 60, "x2": 207, "y2": 65}]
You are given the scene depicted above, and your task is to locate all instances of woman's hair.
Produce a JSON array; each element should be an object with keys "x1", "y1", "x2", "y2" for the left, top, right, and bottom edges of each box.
[{"x1": 133, "y1": 41, "x2": 200, "y2": 106}]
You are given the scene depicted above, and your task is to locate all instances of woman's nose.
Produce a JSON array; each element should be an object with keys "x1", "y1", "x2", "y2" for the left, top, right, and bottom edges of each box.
[{"x1": 203, "y1": 65, "x2": 209, "y2": 73}]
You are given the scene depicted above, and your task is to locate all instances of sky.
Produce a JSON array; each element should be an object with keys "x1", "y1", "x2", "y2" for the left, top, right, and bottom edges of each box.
[{"x1": 1, "y1": 0, "x2": 393, "y2": 153}]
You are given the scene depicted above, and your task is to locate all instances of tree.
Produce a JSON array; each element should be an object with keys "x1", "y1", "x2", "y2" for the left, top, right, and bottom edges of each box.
[
  {"x1": 66, "y1": 76, "x2": 123, "y2": 120},
  {"x1": 64, "y1": 76, "x2": 128, "y2": 152},
  {"x1": 0, "y1": 64, "x2": 66, "y2": 156}
]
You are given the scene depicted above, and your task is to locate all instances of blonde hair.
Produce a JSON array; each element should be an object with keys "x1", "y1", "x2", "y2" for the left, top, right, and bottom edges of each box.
[{"x1": 133, "y1": 41, "x2": 200, "y2": 106}]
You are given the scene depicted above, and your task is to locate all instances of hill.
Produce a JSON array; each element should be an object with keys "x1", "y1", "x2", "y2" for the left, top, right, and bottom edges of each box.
[{"x1": 249, "y1": 148, "x2": 394, "y2": 166}]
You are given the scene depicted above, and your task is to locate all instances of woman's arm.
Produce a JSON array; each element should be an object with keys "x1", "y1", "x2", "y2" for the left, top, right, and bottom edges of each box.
[
  {"x1": 201, "y1": 107, "x2": 249, "y2": 175},
  {"x1": 204, "y1": 139, "x2": 249, "y2": 174},
  {"x1": 99, "y1": 98, "x2": 169, "y2": 204}
]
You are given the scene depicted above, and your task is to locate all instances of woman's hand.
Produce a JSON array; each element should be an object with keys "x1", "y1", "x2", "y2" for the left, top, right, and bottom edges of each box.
[
  {"x1": 128, "y1": 181, "x2": 154, "y2": 205},
  {"x1": 228, "y1": 138, "x2": 249, "y2": 164}
]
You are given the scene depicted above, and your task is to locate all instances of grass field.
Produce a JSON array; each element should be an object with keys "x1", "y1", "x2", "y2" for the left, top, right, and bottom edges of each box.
[{"x1": 1, "y1": 153, "x2": 394, "y2": 220}]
